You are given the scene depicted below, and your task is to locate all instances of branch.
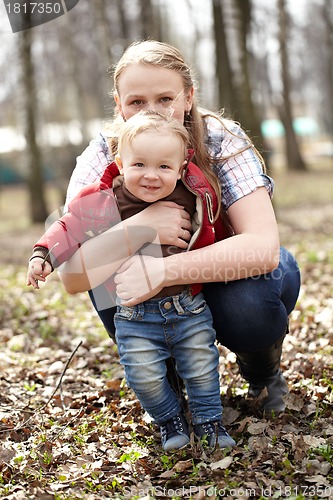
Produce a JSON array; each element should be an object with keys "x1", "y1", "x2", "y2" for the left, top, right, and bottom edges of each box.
[{"x1": 0, "y1": 340, "x2": 83, "y2": 434}]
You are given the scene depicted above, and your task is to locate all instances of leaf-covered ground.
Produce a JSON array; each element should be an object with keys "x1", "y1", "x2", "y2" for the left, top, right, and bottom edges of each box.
[{"x1": 0, "y1": 175, "x2": 333, "y2": 500}]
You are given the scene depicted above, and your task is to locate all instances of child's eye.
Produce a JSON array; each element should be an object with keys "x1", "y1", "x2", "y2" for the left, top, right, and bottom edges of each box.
[
  {"x1": 134, "y1": 162, "x2": 145, "y2": 167},
  {"x1": 159, "y1": 164, "x2": 170, "y2": 170}
]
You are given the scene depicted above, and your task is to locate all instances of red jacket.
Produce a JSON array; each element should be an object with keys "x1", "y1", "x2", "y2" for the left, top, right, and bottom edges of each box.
[{"x1": 33, "y1": 161, "x2": 230, "y2": 296}]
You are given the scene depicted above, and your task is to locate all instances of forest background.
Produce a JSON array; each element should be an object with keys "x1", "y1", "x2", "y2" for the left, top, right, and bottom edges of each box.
[{"x1": 0, "y1": 0, "x2": 333, "y2": 499}]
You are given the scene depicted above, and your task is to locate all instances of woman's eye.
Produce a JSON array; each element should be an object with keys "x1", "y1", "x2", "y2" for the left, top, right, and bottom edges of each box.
[
  {"x1": 131, "y1": 100, "x2": 144, "y2": 106},
  {"x1": 160, "y1": 97, "x2": 172, "y2": 104}
]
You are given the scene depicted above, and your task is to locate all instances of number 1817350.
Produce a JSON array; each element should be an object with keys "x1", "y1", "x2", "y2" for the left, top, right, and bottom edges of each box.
[{"x1": 6, "y1": 3, "x2": 62, "y2": 15}]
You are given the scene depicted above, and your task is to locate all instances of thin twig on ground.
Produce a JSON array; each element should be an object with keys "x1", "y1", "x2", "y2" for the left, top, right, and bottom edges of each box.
[{"x1": 0, "y1": 340, "x2": 83, "y2": 433}]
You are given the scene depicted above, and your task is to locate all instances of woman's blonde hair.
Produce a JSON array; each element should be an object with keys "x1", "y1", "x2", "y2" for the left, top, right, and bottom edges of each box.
[{"x1": 108, "y1": 39, "x2": 264, "y2": 220}]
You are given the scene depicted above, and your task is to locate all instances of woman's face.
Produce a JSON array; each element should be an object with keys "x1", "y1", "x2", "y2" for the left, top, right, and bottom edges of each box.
[{"x1": 114, "y1": 63, "x2": 194, "y2": 123}]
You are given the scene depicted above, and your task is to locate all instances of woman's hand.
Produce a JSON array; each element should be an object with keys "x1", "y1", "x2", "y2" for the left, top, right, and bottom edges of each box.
[
  {"x1": 114, "y1": 254, "x2": 166, "y2": 306},
  {"x1": 134, "y1": 201, "x2": 192, "y2": 249}
]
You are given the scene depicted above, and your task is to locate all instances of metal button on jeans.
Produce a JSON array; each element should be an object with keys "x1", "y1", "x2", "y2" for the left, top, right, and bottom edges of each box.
[{"x1": 164, "y1": 301, "x2": 172, "y2": 310}]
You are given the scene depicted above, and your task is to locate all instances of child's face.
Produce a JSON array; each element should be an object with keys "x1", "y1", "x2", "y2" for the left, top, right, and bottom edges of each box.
[{"x1": 116, "y1": 131, "x2": 185, "y2": 203}]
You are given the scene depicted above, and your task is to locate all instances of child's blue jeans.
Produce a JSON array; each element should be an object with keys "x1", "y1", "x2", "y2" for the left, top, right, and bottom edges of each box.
[{"x1": 114, "y1": 290, "x2": 222, "y2": 425}]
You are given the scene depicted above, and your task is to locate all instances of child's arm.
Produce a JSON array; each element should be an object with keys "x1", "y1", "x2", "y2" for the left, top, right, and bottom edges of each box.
[
  {"x1": 27, "y1": 253, "x2": 53, "y2": 289},
  {"x1": 27, "y1": 175, "x2": 121, "y2": 291}
]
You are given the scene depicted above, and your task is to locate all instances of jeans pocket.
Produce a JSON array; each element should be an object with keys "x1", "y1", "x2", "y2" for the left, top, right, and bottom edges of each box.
[{"x1": 183, "y1": 295, "x2": 207, "y2": 315}]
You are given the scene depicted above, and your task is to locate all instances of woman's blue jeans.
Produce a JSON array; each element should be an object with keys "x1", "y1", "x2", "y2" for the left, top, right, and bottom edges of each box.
[
  {"x1": 114, "y1": 291, "x2": 222, "y2": 425},
  {"x1": 203, "y1": 247, "x2": 301, "y2": 352}
]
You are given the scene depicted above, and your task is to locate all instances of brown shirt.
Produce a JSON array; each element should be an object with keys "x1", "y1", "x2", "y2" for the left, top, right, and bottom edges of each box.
[{"x1": 114, "y1": 180, "x2": 196, "y2": 297}]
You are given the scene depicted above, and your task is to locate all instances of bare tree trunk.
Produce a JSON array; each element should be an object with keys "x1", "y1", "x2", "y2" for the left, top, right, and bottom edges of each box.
[
  {"x1": 61, "y1": 13, "x2": 89, "y2": 145},
  {"x1": 18, "y1": 25, "x2": 48, "y2": 223},
  {"x1": 138, "y1": 0, "x2": 158, "y2": 40},
  {"x1": 94, "y1": 0, "x2": 114, "y2": 102},
  {"x1": 278, "y1": 0, "x2": 306, "y2": 171},
  {"x1": 212, "y1": 0, "x2": 238, "y2": 115},
  {"x1": 323, "y1": 0, "x2": 333, "y2": 135},
  {"x1": 234, "y1": 0, "x2": 269, "y2": 160},
  {"x1": 116, "y1": 0, "x2": 130, "y2": 46}
]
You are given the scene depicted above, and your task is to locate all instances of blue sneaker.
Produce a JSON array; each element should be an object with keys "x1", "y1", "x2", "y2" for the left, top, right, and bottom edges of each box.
[
  {"x1": 194, "y1": 421, "x2": 236, "y2": 448},
  {"x1": 160, "y1": 411, "x2": 190, "y2": 451}
]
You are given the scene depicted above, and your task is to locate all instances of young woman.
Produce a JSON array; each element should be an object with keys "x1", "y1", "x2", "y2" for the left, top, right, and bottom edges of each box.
[{"x1": 58, "y1": 40, "x2": 301, "y2": 415}]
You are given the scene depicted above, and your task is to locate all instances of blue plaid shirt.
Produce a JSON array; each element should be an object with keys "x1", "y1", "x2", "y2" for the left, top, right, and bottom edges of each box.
[{"x1": 65, "y1": 116, "x2": 273, "y2": 212}]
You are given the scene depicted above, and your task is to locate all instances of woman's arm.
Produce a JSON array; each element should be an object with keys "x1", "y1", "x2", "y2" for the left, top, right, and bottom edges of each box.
[
  {"x1": 58, "y1": 201, "x2": 192, "y2": 294},
  {"x1": 166, "y1": 187, "x2": 280, "y2": 282},
  {"x1": 114, "y1": 188, "x2": 280, "y2": 305}
]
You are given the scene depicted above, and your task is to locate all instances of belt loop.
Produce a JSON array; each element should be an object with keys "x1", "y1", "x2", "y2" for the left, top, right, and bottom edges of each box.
[
  {"x1": 137, "y1": 302, "x2": 145, "y2": 319},
  {"x1": 173, "y1": 295, "x2": 185, "y2": 315}
]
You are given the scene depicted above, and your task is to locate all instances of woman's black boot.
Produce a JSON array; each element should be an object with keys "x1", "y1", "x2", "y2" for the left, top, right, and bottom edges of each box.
[{"x1": 235, "y1": 330, "x2": 288, "y2": 414}]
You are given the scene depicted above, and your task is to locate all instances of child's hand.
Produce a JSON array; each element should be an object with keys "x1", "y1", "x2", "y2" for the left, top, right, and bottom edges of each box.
[{"x1": 26, "y1": 257, "x2": 53, "y2": 289}]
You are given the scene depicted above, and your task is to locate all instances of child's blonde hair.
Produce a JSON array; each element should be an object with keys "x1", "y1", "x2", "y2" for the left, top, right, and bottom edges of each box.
[{"x1": 117, "y1": 111, "x2": 189, "y2": 164}]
